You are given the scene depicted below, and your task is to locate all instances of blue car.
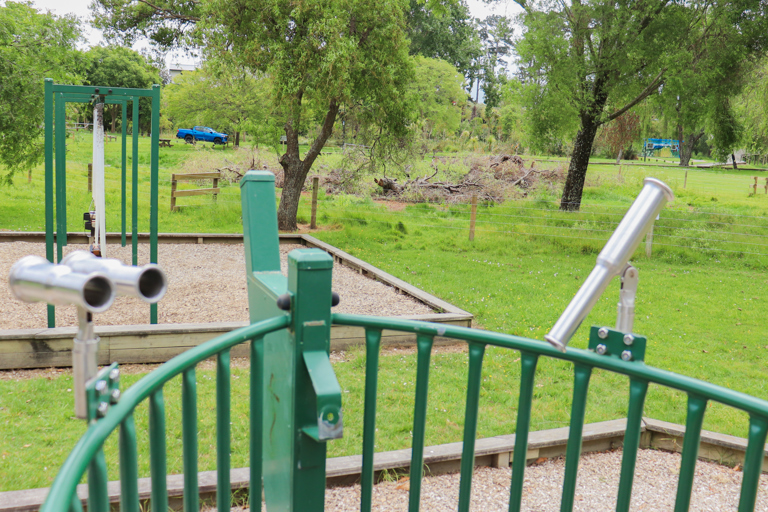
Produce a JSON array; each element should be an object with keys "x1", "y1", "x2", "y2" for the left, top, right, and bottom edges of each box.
[{"x1": 176, "y1": 126, "x2": 228, "y2": 145}]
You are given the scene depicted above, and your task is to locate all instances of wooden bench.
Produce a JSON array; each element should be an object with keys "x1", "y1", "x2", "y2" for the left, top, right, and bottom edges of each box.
[
  {"x1": 105, "y1": 134, "x2": 117, "y2": 142},
  {"x1": 159, "y1": 138, "x2": 173, "y2": 148},
  {"x1": 170, "y1": 172, "x2": 222, "y2": 211}
]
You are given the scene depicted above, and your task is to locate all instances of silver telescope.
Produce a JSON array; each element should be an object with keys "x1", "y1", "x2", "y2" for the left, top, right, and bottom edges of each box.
[
  {"x1": 544, "y1": 178, "x2": 674, "y2": 352},
  {"x1": 9, "y1": 256, "x2": 115, "y2": 313},
  {"x1": 61, "y1": 251, "x2": 167, "y2": 303}
]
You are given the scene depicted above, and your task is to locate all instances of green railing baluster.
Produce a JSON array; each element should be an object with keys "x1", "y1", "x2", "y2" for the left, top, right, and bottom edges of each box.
[
  {"x1": 408, "y1": 334, "x2": 434, "y2": 512},
  {"x1": 217, "y1": 349, "x2": 232, "y2": 512},
  {"x1": 616, "y1": 378, "x2": 649, "y2": 512},
  {"x1": 560, "y1": 364, "x2": 592, "y2": 512},
  {"x1": 458, "y1": 342, "x2": 486, "y2": 512},
  {"x1": 43, "y1": 79, "x2": 54, "y2": 327},
  {"x1": 121, "y1": 101, "x2": 127, "y2": 247},
  {"x1": 509, "y1": 352, "x2": 538, "y2": 512},
  {"x1": 250, "y1": 337, "x2": 264, "y2": 510},
  {"x1": 149, "y1": 390, "x2": 168, "y2": 512},
  {"x1": 70, "y1": 493, "x2": 83, "y2": 512},
  {"x1": 674, "y1": 395, "x2": 708, "y2": 512},
  {"x1": 54, "y1": 92, "x2": 66, "y2": 262},
  {"x1": 361, "y1": 328, "x2": 382, "y2": 512},
  {"x1": 119, "y1": 414, "x2": 140, "y2": 512},
  {"x1": 738, "y1": 416, "x2": 768, "y2": 511},
  {"x1": 87, "y1": 448, "x2": 109, "y2": 512},
  {"x1": 182, "y1": 368, "x2": 199, "y2": 512},
  {"x1": 149, "y1": 85, "x2": 160, "y2": 324},
  {"x1": 131, "y1": 99, "x2": 138, "y2": 266}
]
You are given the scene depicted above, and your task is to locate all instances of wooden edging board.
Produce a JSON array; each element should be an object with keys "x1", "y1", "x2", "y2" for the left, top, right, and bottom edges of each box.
[
  {"x1": 0, "y1": 233, "x2": 472, "y2": 369},
  {"x1": 2, "y1": 417, "x2": 765, "y2": 512}
]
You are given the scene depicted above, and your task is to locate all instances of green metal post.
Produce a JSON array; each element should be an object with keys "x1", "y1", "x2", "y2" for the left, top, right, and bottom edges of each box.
[
  {"x1": 87, "y1": 448, "x2": 109, "y2": 512},
  {"x1": 674, "y1": 395, "x2": 708, "y2": 512},
  {"x1": 217, "y1": 350, "x2": 232, "y2": 512},
  {"x1": 131, "y1": 100, "x2": 139, "y2": 266},
  {"x1": 182, "y1": 369, "x2": 199, "y2": 512},
  {"x1": 119, "y1": 415, "x2": 140, "y2": 512},
  {"x1": 560, "y1": 364, "x2": 592, "y2": 512},
  {"x1": 121, "y1": 101, "x2": 127, "y2": 247},
  {"x1": 458, "y1": 342, "x2": 486, "y2": 512},
  {"x1": 250, "y1": 337, "x2": 264, "y2": 511},
  {"x1": 361, "y1": 328, "x2": 382, "y2": 512},
  {"x1": 44, "y1": 79, "x2": 55, "y2": 327},
  {"x1": 739, "y1": 416, "x2": 768, "y2": 511},
  {"x1": 509, "y1": 352, "x2": 538, "y2": 512},
  {"x1": 150, "y1": 85, "x2": 160, "y2": 324},
  {"x1": 149, "y1": 390, "x2": 168, "y2": 512},
  {"x1": 616, "y1": 378, "x2": 649, "y2": 511},
  {"x1": 408, "y1": 333, "x2": 434, "y2": 512},
  {"x1": 55, "y1": 92, "x2": 67, "y2": 262}
]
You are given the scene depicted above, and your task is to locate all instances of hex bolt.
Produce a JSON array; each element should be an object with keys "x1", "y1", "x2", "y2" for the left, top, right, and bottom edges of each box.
[
  {"x1": 96, "y1": 402, "x2": 109, "y2": 418},
  {"x1": 598, "y1": 327, "x2": 609, "y2": 339},
  {"x1": 110, "y1": 389, "x2": 121, "y2": 404},
  {"x1": 596, "y1": 344, "x2": 607, "y2": 355},
  {"x1": 109, "y1": 368, "x2": 120, "y2": 382},
  {"x1": 623, "y1": 334, "x2": 635, "y2": 346},
  {"x1": 621, "y1": 350, "x2": 633, "y2": 362},
  {"x1": 95, "y1": 380, "x2": 107, "y2": 394}
]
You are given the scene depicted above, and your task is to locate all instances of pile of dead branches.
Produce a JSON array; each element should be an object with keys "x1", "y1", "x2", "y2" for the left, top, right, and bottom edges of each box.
[{"x1": 374, "y1": 154, "x2": 565, "y2": 204}]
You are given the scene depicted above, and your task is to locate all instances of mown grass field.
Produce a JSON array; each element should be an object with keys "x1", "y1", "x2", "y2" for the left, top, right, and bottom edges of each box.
[{"x1": 2, "y1": 136, "x2": 768, "y2": 490}]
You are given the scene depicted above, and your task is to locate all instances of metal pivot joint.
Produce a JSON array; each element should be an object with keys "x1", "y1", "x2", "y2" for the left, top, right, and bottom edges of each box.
[
  {"x1": 545, "y1": 178, "x2": 673, "y2": 351},
  {"x1": 616, "y1": 264, "x2": 638, "y2": 334}
]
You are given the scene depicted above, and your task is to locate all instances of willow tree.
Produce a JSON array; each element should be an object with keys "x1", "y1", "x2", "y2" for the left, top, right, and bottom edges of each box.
[
  {"x1": 92, "y1": 0, "x2": 415, "y2": 230},
  {"x1": 515, "y1": 0, "x2": 768, "y2": 210}
]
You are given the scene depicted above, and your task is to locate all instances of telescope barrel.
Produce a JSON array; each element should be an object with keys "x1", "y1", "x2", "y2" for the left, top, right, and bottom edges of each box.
[
  {"x1": 62, "y1": 251, "x2": 167, "y2": 303},
  {"x1": 9, "y1": 256, "x2": 115, "y2": 314},
  {"x1": 544, "y1": 178, "x2": 673, "y2": 352}
]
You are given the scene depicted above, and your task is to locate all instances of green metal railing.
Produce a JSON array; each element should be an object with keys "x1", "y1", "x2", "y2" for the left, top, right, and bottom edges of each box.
[{"x1": 40, "y1": 171, "x2": 768, "y2": 512}]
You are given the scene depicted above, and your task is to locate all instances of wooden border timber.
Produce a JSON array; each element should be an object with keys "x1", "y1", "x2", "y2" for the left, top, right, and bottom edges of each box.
[
  {"x1": 3, "y1": 417, "x2": 767, "y2": 512},
  {"x1": 0, "y1": 233, "x2": 472, "y2": 369},
  {"x1": 170, "y1": 172, "x2": 221, "y2": 211}
]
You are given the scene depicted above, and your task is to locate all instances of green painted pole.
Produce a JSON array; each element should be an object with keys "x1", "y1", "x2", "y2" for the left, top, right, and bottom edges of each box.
[
  {"x1": 674, "y1": 395, "x2": 708, "y2": 512},
  {"x1": 738, "y1": 416, "x2": 768, "y2": 511},
  {"x1": 458, "y1": 342, "x2": 486, "y2": 512},
  {"x1": 509, "y1": 352, "x2": 538, "y2": 512},
  {"x1": 560, "y1": 364, "x2": 592, "y2": 512},
  {"x1": 150, "y1": 85, "x2": 160, "y2": 324},
  {"x1": 119, "y1": 415, "x2": 140, "y2": 512},
  {"x1": 249, "y1": 337, "x2": 264, "y2": 511},
  {"x1": 55, "y1": 92, "x2": 66, "y2": 263},
  {"x1": 149, "y1": 390, "x2": 168, "y2": 512},
  {"x1": 44, "y1": 79, "x2": 55, "y2": 327},
  {"x1": 121, "y1": 101, "x2": 127, "y2": 247},
  {"x1": 360, "y1": 328, "x2": 382, "y2": 512},
  {"x1": 216, "y1": 350, "x2": 232, "y2": 512},
  {"x1": 131, "y1": 100, "x2": 139, "y2": 266},
  {"x1": 87, "y1": 448, "x2": 109, "y2": 512},
  {"x1": 182, "y1": 369, "x2": 199, "y2": 512},
  {"x1": 616, "y1": 378, "x2": 649, "y2": 512},
  {"x1": 408, "y1": 334, "x2": 434, "y2": 512}
]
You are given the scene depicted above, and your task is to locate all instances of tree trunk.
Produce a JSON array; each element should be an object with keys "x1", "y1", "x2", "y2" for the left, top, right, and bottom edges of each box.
[
  {"x1": 277, "y1": 98, "x2": 339, "y2": 231},
  {"x1": 560, "y1": 112, "x2": 602, "y2": 211},
  {"x1": 615, "y1": 148, "x2": 623, "y2": 164},
  {"x1": 679, "y1": 129, "x2": 703, "y2": 167},
  {"x1": 235, "y1": 131, "x2": 240, "y2": 147}
]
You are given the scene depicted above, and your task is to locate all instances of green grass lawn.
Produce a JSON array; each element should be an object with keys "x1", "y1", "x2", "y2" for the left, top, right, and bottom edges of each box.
[{"x1": 2, "y1": 138, "x2": 768, "y2": 491}]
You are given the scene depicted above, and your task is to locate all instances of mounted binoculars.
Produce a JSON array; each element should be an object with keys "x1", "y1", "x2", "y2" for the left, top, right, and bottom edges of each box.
[
  {"x1": 8, "y1": 251, "x2": 167, "y2": 419},
  {"x1": 545, "y1": 178, "x2": 674, "y2": 352}
]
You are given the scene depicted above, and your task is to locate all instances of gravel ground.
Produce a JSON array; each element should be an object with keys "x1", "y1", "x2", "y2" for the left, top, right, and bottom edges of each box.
[
  {"x1": 0, "y1": 242, "x2": 434, "y2": 330},
  {"x1": 242, "y1": 449, "x2": 768, "y2": 511}
]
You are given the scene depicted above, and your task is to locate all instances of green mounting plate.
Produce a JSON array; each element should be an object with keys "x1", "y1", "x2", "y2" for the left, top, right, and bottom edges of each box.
[
  {"x1": 588, "y1": 326, "x2": 646, "y2": 363},
  {"x1": 85, "y1": 362, "x2": 120, "y2": 422}
]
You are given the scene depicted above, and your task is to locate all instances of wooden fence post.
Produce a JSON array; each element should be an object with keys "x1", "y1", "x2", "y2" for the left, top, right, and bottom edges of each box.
[
  {"x1": 310, "y1": 176, "x2": 319, "y2": 229},
  {"x1": 170, "y1": 176, "x2": 177, "y2": 212},
  {"x1": 754, "y1": 177, "x2": 758, "y2": 195},
  {"x1": 683, "y1": 169, "x2": 688, "y2": 189},
  {"x1": 469, "y1": 194, "x2": 477, "y2": 241},
  {"x1": 88, "y1": 163, "x2": 92, "y2": 193},
  {"x1": 212, "y1": 175, "x2": 219, "y2": 203}
]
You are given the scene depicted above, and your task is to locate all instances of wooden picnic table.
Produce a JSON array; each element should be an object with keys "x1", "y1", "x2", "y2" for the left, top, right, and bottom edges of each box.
[{"x1": 159, "y1": 138, "x2": 173, "y2": 148}]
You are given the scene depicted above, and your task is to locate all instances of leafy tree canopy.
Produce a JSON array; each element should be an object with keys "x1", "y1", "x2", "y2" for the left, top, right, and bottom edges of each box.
[
  {"x1": 0, "y1": 1, "x2": 82, "y2": 182},
  {"x1": 409, "y1": 56, "x2": 466, "y2": 138}
]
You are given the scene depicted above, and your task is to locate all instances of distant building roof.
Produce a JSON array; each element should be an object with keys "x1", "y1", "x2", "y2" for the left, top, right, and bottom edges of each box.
[{"x1": 167, "y1": 63, "x2": 198, "y2": 82}]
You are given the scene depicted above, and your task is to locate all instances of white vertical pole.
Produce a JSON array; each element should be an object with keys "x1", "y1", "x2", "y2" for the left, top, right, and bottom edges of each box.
[{"x1": 93, "y1": 103, "x2": 107, "y2": 257}]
